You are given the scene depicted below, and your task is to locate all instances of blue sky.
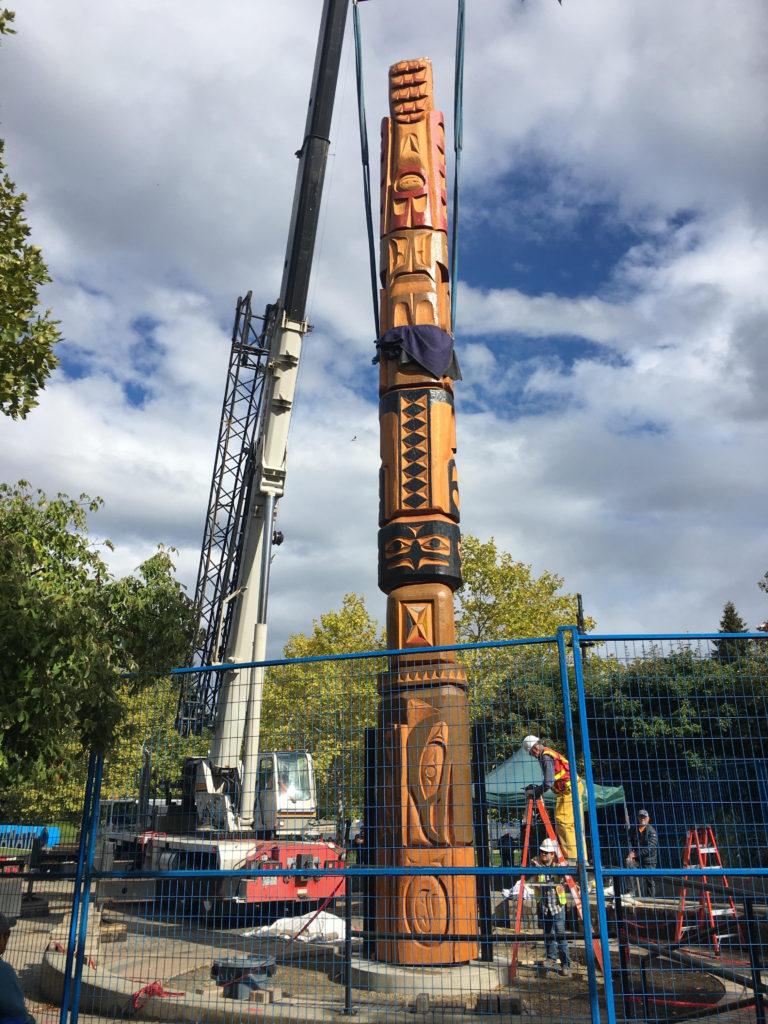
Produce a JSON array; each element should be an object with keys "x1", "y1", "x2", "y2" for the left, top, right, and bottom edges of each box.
[{"x1": 2, "y1": 0, "x2": 767, "y2": 652}]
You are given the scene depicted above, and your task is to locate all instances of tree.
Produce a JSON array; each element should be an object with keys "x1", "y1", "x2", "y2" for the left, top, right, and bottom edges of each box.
[
  {"x1": 712, "y1": 601, "x2": 748, "y2": 664},
  {"x1": 448, "y1": 536, "x2": 597, "y2": 769},
  {"x1": 1, "y1": 10, "x2": 61, "y2": 419},
  {"x1": 282, "y1": 594, "x2": 385, "y2": 659},
  {"x1": 455, "y1": 535, "x2": 592, "y2": 644},
  {"x1": 261, "y1": 542, "x2": 591, "y2": 813},
  {"x1": 259, "y1": 594, "x2": 385, "y2": 821},
  {"x1": 0, "y1": 481, "x2": 201, "y2": 794}
]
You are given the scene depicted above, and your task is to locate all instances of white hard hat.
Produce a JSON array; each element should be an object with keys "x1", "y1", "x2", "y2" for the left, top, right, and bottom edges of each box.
[
  {"x1": 522, "y1": 735, "x2": 540, "y2": 754},
  {"x1": 539, "y1": 838, "x2": 558, "y2": 854}
]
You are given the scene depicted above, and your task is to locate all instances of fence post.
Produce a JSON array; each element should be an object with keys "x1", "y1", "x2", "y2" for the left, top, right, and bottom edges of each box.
[
  {"x1": 471, "y1": 722, "x2": 494, "y2": 962},
  {"x1": 362, "y1": 726, "x2": 376, "y2": 959},
  {"x1": 69, "y1": 753, "x2": 104, "y2": 1024},
  {"x1": 743, "y1": 895, "x2": 766, "y2": 1024},
  {"x1": 557, "y1": 626, "x2": 616, "y2": 1024},
  {"x1": 59, "y1": 753, "x2": 96, "y2": 1024}
]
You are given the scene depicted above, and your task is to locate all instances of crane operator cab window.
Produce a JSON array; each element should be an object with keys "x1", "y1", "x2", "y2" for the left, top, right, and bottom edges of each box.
[
  {"x1": 258, "y1": 759, "x2": 275, "y2": 794},
  {"x1": 257, "y1": 752, "x2": 312, "y2": 803},
  {"x1": 276, "y1": 753, "x2": 311, "y2": 803},
  {"x1": 255, "y1": 751, "x2": 316, "y2": 835}
]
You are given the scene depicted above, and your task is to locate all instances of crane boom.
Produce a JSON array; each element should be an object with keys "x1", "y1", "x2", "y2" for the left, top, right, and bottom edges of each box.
[
  {"x1": 189, "y1": 0, "x2": 349, "y2": 830},
  {"x1": 177, "y1": 293, "x2": 272, "y2": 736}
]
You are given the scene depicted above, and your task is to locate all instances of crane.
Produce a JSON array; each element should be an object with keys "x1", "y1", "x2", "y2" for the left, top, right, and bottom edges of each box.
[
  {"x1": 97, "y1": 0, "x2": 354, "y2": 918},
  {"x1": 174, "y1": 0, "x2": 350, "y2": 839}
]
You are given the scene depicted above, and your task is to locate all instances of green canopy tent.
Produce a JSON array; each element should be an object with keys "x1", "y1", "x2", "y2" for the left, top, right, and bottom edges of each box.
[{"x1": 485, "y1": 746, "x2": 626, "y2": 810}]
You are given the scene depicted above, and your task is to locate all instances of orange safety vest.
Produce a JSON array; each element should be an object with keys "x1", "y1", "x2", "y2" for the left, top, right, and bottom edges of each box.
[{"x1": 539, "y1": 746, "x2": 571, "y2": 794}]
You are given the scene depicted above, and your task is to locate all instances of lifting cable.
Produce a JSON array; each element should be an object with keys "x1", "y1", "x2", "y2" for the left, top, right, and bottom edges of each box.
[
  {"x1": 451, "y1": 0, "x2": 466, "y2": 337},
  {"x1": 352, "y1": 0, "x2": 380, "y2": 340},
  {"x1": 351, "y1": 0, "x2": 467, "y2": 341}
]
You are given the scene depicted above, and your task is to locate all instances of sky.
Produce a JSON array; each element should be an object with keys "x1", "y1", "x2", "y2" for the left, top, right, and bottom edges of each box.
[{"x1": 2, "y1": 0, "x2": 768, "y2": 656}]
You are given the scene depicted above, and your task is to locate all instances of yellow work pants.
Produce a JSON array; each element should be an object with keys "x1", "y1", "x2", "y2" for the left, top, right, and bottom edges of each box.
[{"x1": 554, "y1": 778, "x2": 587, "y2": 862}]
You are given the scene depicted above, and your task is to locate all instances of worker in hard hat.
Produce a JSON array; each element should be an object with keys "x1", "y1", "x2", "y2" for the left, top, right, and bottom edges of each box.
[
  {"x1": 522, "y1": 735, "x2": 586, "y2": 863},
  {"x1": 532, "y1": 838, "x2": 570, "y2": 976}
]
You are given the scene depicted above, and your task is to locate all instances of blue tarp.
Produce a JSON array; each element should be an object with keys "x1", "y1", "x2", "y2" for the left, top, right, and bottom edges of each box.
[{"x1": 0, "y1": 825, "x2": 60, "y2": 848}]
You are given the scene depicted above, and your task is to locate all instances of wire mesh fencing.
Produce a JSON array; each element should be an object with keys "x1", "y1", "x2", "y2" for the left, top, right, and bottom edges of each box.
[{"x1": 2, "y1": 629, "x2": 768, "y2": 1023}]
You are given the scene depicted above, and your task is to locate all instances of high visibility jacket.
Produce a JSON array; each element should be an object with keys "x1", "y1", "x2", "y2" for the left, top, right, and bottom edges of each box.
[
  {"x1": 539, "y1": 746, "x2": 571, "y2": 794},
  {"x1": 535, "y1": 873, "x2": 567, "y2": 908}
]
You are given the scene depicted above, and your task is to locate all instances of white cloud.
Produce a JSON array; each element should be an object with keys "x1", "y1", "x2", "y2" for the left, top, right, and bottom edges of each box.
[{"x1": 1, "y1": 0, "x2": 768, "y2": 666}]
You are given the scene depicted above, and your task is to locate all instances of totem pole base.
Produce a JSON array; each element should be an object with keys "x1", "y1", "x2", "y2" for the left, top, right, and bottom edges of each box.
[{"x1": 375, "y1": 845, "x2": 478, "y2": 965}]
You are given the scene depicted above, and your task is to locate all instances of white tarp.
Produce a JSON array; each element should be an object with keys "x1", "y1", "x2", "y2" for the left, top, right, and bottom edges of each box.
[{"x1": 243, "y1": 910, "x2": 346, "y2": 943}]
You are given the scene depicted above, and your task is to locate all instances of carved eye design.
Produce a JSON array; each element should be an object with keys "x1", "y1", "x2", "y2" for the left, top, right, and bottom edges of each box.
[{"x1": 419, "y1": 730, "x2": 446, "y2": 799}]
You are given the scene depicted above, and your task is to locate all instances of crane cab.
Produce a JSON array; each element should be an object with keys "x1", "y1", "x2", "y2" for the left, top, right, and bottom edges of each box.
[{"x1": 254, "y1": 750, "x2": 317, "y2": 836}]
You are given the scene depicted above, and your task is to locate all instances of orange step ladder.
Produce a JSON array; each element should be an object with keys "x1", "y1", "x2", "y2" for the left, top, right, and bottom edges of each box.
[
  {"x1": 508, "y1": 795, "x2": 603, "y2": 981},
  {"x1": 674, "y1": 827, "x2": 744, "y2": 954}
]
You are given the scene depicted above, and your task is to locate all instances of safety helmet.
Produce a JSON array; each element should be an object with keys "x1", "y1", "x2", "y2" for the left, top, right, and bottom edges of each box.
[
  {"x1": 522, "y1": 735, "x2": 540, "y2": 754},
  {"x1": 539, "y1": 838, "x2": 559, "y2": 854}
]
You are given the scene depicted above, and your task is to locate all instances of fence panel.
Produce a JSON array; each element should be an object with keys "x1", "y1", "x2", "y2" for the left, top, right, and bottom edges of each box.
[
  {"x1": 578, "y1": 631, "x2": 768, "y2": 1024},
  {"x1": 3, "y1": 632, "x2": 767, "y2": 1023}
]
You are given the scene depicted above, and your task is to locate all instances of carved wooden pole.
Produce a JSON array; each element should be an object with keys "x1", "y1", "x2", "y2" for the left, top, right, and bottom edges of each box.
[{"x1": 374, "y1": 58, "x2": 478, "y2": 966}]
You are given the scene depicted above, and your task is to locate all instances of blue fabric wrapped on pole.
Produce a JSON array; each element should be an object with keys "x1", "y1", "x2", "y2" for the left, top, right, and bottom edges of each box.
[{"x1": 375, "y1": 325, "x2": 461, "y2": 381}]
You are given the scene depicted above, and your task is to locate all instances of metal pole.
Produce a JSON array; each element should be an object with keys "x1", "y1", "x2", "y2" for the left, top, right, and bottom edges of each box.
[
  {"x1": 471, "y1": 722, "x2": 494, "y2": 962},
  {"x1": 557, "y1": 626, "x2": 616, "y2": 1024},
  {"x1": 256, "y1": 493, "x2": 276, "y2": 624},
  {"x1": 69, "y1": 755, "x2": 104, "y2": 1024},
  {"x1": 342, "y1": 871, "x2": 355, "y2": 1015},
  {"x1": 362, "y1": 727, "x2": 376, "y2": 959},
  {"x1": 743, "y1": 896, "x2": 766, "y2": 1024},
  {"x1": 613, "y1": 878, "x2": 634, "y2": 1021},
  {"x1": 59, "y1": 752, "x2": 96, "y2": 1024}
]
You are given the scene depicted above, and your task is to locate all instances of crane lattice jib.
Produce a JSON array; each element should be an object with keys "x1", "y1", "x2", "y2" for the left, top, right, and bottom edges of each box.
[{"x1": 176, "y1": 293, "x2": 274, "y2": 734}]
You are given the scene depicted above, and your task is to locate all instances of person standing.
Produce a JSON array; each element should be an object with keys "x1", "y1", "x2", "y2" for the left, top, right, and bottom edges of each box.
[
  {"x1": 628, "y1": 809, "x2": 658, "y2": 897},
  {"x1": 533, "y1": 838, "x2": 570, "y2": 976},
  {"x1": 523, "y1": 735, "x2": 586, "y2": 862},
  {"x1": 0, "y1": 912, "x2": 36, "y2": 1024}
]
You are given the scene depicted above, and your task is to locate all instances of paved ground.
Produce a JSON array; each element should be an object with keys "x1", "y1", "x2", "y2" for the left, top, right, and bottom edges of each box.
[{"x1": 6, "y1": 882, "x2": 767, "y2": 1023}]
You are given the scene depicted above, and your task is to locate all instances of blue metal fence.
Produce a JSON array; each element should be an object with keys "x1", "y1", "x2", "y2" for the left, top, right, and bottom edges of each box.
[{"x1": 4, "y1": 629, "x2": 767, "y2": 1024}]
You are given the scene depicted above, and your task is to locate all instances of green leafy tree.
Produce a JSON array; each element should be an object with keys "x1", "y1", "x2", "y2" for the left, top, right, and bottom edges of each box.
[
  {"x1": 455, "y1": 535, "x2": 592, "y2": 643},
  {"x1": 258, "y1": 543, "x2": 593, "y2": 814},
  {"x1": 0, "y1": 10, "x2": 61, "y2": 419},
  {"x1": 260, "y1": 594, "x2": 385, "y2": 821},
  {"x1": 758, "y1": 572, "x2": 768, "y2": 631},
  {"x1": 454, "y1": 535, "x2": 593, "y2": 764},
  {"x1": 0, "y1": 481, "x2": 201, "y2": 799},
  {"x1": 584, "y1": 642, "x2": 768, "y2": 782},
  {"x1": 712, "y1": 600, "x2": 748, "y2": 664},
  {"x1": 1, "y1": 672, "x2": 209, "y2": 824}
]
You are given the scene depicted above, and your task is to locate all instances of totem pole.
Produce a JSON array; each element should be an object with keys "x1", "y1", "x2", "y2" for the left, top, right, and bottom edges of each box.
[{"x1": 374, "y1": 58, "x2": 478, "y2": 966}]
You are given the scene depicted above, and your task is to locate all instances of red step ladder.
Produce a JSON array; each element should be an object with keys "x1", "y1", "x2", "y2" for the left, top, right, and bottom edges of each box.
[
  {"x1": 508, "y1": 796, "x2": 603, "y2": 981},
  {"x1": 674, "y1": 827, "x2": 744, "y2": 954}
]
